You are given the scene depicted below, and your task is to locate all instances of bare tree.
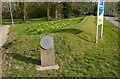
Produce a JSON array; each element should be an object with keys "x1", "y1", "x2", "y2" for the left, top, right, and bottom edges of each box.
[{"x1": 19, "y1": 2, "x2": 28, "y2": 22}]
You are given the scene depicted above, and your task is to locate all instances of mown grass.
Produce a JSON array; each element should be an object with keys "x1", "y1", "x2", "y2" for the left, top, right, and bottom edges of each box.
[
  {"x1": 118, "y1": 18, "x2": 120, "y2": 22},
  {"x1": 5, "y1": 16, "x2": 119, "y2": 77},
  {"x1": 115, "y1": 18, "x2": 120, "y2": 22},
  {"x1": 12, "y1": 17, "x2": 84, "y2": 35}
]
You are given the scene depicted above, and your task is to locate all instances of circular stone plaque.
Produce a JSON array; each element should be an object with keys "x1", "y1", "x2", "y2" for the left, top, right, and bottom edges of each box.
[{"x1": 40, "y1": 36, "x2": 53, "y2": 49}]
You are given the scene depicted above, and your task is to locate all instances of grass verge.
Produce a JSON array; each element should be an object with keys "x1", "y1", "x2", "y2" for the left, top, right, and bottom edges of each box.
[{"x1": 2, "y1": 16, "x2": 119, "y2": 77}]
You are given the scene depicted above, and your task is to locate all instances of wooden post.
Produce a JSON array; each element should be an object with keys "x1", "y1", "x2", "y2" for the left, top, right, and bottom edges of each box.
[{"x1": 41, "y1": 47, "x2": 55, "y2": 66}]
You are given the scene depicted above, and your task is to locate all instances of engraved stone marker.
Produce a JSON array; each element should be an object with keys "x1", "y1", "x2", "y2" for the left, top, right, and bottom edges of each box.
[
  {"x1": 40, "y1": 35, "x2": 55, "y2": 67},
  {"x1": 40, "y1": 36, "x2": 53, "y2": 50}
]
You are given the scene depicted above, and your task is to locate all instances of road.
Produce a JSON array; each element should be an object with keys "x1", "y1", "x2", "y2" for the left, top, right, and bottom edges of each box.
[{"x1": 105, "y1": 16, "x2": 120, "y2": 28}]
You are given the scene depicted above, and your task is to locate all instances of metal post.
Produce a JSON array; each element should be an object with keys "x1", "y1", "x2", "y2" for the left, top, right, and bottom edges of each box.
[
  {"x1": 100, "y1": 1, "x2": 104, "y2": 38},
  {"x1": 96, "y1": 0, "x2": 99, "y2": 43},
  {"x1": 9, "y1": 2, "x2": 14, "y2": 26},
  {"x1": 100, "y1": 24, "x2": 103, "y2": 38}
]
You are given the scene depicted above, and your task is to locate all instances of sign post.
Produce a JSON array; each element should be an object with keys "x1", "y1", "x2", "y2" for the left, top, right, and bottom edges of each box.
[
  {"x1": 96, "y1": 0, "x2": 105, "y2": 43},
  {"x1": 100, "y1": 1, "x2": 105, "y2": 38}
]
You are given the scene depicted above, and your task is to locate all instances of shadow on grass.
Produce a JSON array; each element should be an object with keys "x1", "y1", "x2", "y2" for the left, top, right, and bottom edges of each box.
[
  {"x1": 77, "y1": 35, "x2": 95, "y2": 43},
  {"x1": 52, "y1": 28, "x2": 95, "y2": 43},
  {"x1": 29, "y1": 18, "x2": 47, "y2": 22},
  {"x1": 3, "y1": 39, "x2": 17, "y2": 49},
  {"x1": 3, "y1": 41, "x2": 13, "y2": 49},
  {"x1": 10, "y1": 53, "x2": 40, "y2": 65},
  {"x1": 52, "y1": 28, "x2": 83, "y2": 35}
]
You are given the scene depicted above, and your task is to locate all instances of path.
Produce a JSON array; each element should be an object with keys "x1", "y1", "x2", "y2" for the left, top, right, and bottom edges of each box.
[
  {"x1": 0, "y1": 25, "x2": 10, "y2": 78},
  {"x1": 0, "y1": 25, "x2": 10, "y2": 48},
  {"x1": 105, "y1": 16, "x2": 120, "y2": 28}
]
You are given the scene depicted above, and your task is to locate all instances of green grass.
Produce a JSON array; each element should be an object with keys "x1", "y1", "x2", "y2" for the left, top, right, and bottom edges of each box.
[
  {"x1": 5, "y1": 16, "x2": 119, "y2": 77},
  {"x1": 12, "y1": 17, "x2": 84, "y2": 35},
  {"x1": 115, "y1": 18, "x2": 120, "y2": 22},
  {"x1": 118, "y1": 18, "x2": 120, "y2": 22}
]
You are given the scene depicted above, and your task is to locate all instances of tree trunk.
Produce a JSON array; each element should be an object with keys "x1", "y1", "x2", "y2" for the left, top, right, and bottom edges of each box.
[
  {"x1": 19, "y1": 2, "x2": 28, "y2": 22},
  {"x1": 23, "y1": 3, "x2": 28, "y2": 22},
  {"x1": 55, "y1": 5, "x2": 58, "y2": 20},
  {"x1": 23, "y1": 3, "x2": 26, "y2": 21},
  {"x1": 47, "y1": 3, "x2": 50, "y2": 21}
]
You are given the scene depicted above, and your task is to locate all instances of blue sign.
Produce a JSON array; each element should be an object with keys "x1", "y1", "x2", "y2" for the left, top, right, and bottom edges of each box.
[
  {"x1": 99, "y1": 2, "x2": 104, "y2": 16},
  {"x1": 98, "y1": 0, "x2": 104, "y2": 25}
]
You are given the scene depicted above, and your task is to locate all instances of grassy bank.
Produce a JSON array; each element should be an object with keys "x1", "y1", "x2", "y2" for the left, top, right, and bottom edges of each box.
[
  {"x1": 3, "y1": 16, "x2": 119, "y2": 77},
  {"x1": 118, "y1": 18, "x2": 120, "y2": 22}
]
